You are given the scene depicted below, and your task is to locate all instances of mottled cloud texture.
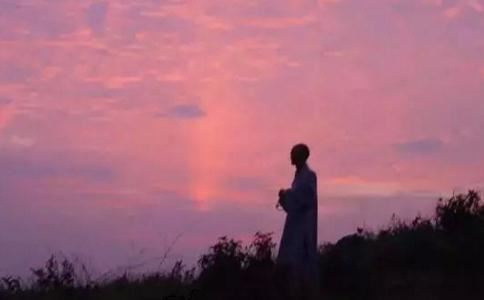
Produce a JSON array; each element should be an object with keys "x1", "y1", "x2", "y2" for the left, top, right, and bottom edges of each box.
[{"x1": 1, "y1": 0, "x2": 483, "y2": 276}]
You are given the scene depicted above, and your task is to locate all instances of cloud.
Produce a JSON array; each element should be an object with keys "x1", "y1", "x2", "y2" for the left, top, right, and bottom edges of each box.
[
  {"x1": 242, "y1": 15, "x2": 317, "y2": 29},
  {"x1": 0, "y1": 151, "x2": 115, "y2": 183},
  {"x1": 468, "y1": 0, "x2": 484, "y2": 12},
  {"x1": 0, "y1": 106, "x2": 15, "y2": 131},
  {"x1": 0, "y1": 97, "x2": 13, "y2": 106},
  {"x1": 157, "y1": 104, "x2": 206, "y2": 119},
  {"x1": 124, "y1": 8, "x2": 197, "y2": 43},
  {"x1": 395, "y1": 138, "x2": 445, "y2": 155},
  {"x1": 9, "y1": 2, "x2": 77, "y2": 39},
  {"x1": 224, "y1": 176, "x2": 267, "y2": 191},
  {"x1": 86, "y1": 2, "x2": 109, "y2": 34},
  {"x1": 0, "y1": 64, "x2": 33, "y2": 83},
  {"x1": 0, "y1": 1, "x2": 20, "y2": 13},
  {"x1": 9, "y1": 135, "x2": 35, "y2": 148}
]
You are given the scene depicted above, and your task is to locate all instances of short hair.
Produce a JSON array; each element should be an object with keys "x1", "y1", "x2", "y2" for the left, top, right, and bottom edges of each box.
[{"x1": 292, "y1": 143, "x2": 310, "y2": 161}]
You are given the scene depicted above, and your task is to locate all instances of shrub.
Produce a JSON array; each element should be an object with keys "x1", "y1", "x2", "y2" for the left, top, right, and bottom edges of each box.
[{"x1": 31, "y1": 255, "x2": 76, "y2": 291}]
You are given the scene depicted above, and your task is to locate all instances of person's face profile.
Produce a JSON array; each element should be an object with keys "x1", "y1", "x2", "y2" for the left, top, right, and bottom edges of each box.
[{"x1": 290, "y1": 149, "x2": 301, "y2": 166}]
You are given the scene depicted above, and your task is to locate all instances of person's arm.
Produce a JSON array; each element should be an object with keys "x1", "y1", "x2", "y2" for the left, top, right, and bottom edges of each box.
[{"x1": 280, "y1": 174, "x2": 316, "y2": 213}]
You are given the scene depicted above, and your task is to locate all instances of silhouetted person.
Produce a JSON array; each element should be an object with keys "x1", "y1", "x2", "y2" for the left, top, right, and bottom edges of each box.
[{"x1": 276, "y1": 143, "x2": 319, "y2": 298}]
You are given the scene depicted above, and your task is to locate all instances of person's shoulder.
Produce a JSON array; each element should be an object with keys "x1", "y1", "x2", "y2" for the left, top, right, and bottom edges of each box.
[{"x1": 304, "y1": 165, "x2": 317, "y2": 179}]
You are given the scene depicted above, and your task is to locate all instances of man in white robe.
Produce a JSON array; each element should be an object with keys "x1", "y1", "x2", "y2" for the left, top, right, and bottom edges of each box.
[{"x1": 277, "y1": 144, "x2": 319, "y2": 292}]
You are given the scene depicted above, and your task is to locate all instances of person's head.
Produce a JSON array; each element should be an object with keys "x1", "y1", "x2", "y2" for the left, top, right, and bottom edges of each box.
[{"x1": 290, "y1": 143, "x2": 310, "y2": 168}]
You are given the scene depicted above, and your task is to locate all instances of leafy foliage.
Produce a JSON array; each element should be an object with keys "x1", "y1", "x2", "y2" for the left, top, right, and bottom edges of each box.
[
  {"x1": 2, "y1": 191, "x2": 484, "y2": 300},
  {"x1": 30, "y1": 255, "x2": 77, "y2": 291},
  {"x1": 318, "y1": 190, "x2": 484, "y2": 299}
]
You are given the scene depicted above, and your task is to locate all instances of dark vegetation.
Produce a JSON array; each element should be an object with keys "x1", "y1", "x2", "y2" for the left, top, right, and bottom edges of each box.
[{"x1": 2, "y1": 191, "x2": 484, "y2": 300}]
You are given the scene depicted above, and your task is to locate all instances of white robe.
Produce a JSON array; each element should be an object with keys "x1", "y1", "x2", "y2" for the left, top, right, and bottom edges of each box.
[{"x1": 277, "y1": 163, "x2": 318, "y2": 282}]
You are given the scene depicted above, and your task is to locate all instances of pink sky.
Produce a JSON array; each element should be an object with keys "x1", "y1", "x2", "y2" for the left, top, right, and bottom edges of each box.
[{"x1": 1, "y1": 0, "x2": 483, "y2": 276}]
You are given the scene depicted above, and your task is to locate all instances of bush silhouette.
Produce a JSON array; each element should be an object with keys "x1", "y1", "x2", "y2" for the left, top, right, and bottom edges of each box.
[
  {"x1": 31, "y1": 255, "x2": 77, "y2": 291},
  {"x1": 196, "y1": 232, "x2": 281, "y2": 300},
  {"x1": 318, "y1": 190, "x2": 484, "y2": 299},
  {"x1": 2, "y1": 191, "x2": 484, "y2": 300}
]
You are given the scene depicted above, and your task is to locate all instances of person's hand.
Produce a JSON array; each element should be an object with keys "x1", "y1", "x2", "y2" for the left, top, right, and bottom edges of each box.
[{"x1": 276, "y1": 189, "x2": 286, "y2": 211}]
